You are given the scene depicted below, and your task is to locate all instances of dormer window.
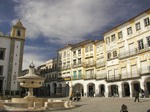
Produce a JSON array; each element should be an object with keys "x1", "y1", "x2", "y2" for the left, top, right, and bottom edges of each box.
[{"x1": 17, "y1": 30, "x2": 21, "y2": 37}]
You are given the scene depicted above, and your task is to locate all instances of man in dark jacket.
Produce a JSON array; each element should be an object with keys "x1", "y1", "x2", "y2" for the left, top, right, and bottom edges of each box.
[{"x1": 134, "y1": 90, "x2": 139, "y2": 102}]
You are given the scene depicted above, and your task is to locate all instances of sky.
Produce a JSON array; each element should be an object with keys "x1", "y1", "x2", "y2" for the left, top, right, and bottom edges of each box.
[{"x1": 0, "y1": 0, "x2": 150, "y2": 70}]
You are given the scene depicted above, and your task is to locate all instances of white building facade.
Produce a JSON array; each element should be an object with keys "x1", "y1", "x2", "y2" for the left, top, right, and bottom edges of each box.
[{"x1": 0, "y1": 21, "x2": 26, "y2": 95}]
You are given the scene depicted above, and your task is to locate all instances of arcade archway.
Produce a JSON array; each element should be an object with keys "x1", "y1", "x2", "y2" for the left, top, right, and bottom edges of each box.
[{"x1": 74, "y1": 83, "x2": 84, "y2": 96}]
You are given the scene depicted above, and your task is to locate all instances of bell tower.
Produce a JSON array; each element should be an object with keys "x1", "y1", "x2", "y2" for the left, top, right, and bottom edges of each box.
[
  {"x1": 10, "y1": 20, "x2": 26, "y2": 39},
  {"x1": 7, "y1": 20, "x2": 26, "y2": 91}
]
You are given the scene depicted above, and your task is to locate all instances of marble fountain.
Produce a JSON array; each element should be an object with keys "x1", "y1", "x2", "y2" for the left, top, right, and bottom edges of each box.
[{"x1": 0, "y1": 63, "x2": 74, "y2": 111}]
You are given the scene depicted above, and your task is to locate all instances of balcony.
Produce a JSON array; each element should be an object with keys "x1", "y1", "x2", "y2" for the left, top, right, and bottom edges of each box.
[
  {"x1": 119, "y1": 48, "x2": 138, "y2": 59},
  {"x1": 121, "y1": 71, "x2": 141, "y2": 80},
  {"x1": 84, "y1": 61, "x2": 95, "y2": 68},
  {"x1": 140, "y1": 66, "x2": 150, "y2": 75},
  {"x1": 131, "y1": 70, "x2": 141, "y2": 78},
  {"x1": 138, "y1": 44, "x2": 150, "y2": 53},
  {"x1": 96, "y1": 61, "x2": 105, "y2": 68},
  {"x1": 40, "y1": 68, "x2": 58, "y2": 74},
  {"x1": 106, "y1": 74, "x2": 121, "y2": 82},
  {"x1": 119, "y1": 44, "x2": 150, "y2": 59},
  {"x1": 84, "y1": 74, "x2": 95, "y2": 80},
  {"x1": 45, "y1": 78, "x2": 58, "y2": 82},
  {"x1": 72, "y1": 62, "x2": 84, "y2": 68},
  {"x1": 72, "y1": 75, "x2": 83, "y2": 80},
  {"x1": 96, "y1": 73, "x2": 107, "y2": 80},
  {"x1": 62, "y1": 65, "x2": 71, "y2": 70}
]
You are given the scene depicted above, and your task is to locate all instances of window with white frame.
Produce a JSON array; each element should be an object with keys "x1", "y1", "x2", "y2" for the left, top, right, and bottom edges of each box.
[
  {"x1": 131, "y1": 65, "x2": 138, "y2": 77},
  {"x1": 108, "y1": 70, "x2": 113, "y2": 79},
  {"x1": 67, "y1": 61, "x2": 70, "y2": 68},
  {"x1": 78, "y1": 49, "x2": 81, "y2": 55},
  {"x1": 129, "y1": 43, "x2": 135, "y2": 55},
  {"x1": 114, "y1": 69, "x2": 119, "y2": 78},
  {"x1": 73, "y1": 59, "x2": 76, "y2": 65},
  {"x1": 67, "y1": 51, "x2": 70, "y2": 57},
  {"x1": 106, "y1": 37, "x2": 110, "y2": 44},
  {"x1": 144, "y1": 17, "x2": 150, "y2": 27},
  {"x1": 99, "y1": 45, "x2": 103, "y2": 51},
  {"x1": 86, "y1": 70, "x2": 90, "y2": 78},
  {"x1": 78, "y1": 70, "x2": 82, "y2": 79},
  {"x1": 73, "y1": 71, "x2": 77, "y2": 79},
  {"x1": 135, "y1": 22, "x2": 141, "y2": 31},
  {"x1": 127, "y1": 27, "x2": 132, "y2": 35},
  {"x1": 113, "y1": 51, "x2": 117, "y2": 58},
  {"x1": 101, "y1": 69, "x2": 106, "y2": 76},
  {"x1": 90, "y1": 45, "x2": 93, "y2": 51},
  {"x1": 96, "y1": 45, "x2": 100, "y2": 52},
  {"x1": 0, "y1": 66, "x2": 3, "y2": 76},
  {"x1": 0, "y1": 48, "x2": 5, "y2": 60},
  {"x1": 118, "y1": 31, "x2": 123, "y2": 39},
  {"x1": 147, "y1": 36, "x2": 150, "y2": 46},
  {"x1": 78, "y1": 58, "x2": 81, "y2": 64},
  {"x1": 85, "y1": 47, "x2": 88, "y2": 52},
  {"x1": 141, "y1": 61, "x2": 148, "y2": 73},
  {"x1": 96, "y1": 70, "x2": 100, "y2": 78},
  {"x1": 91, "y1": 69, "x2": 94, "y2": 77},
  {"x1": 119, "y1": 46, "x2": 125, "y2": 57},
  {"x1": 107, "y1": 52, "x2": 111, "y2": 60},
  {"x1": 121, "y1": 67, "x2": 127, "y2": 79},
  {"x1": 63, "y1": 51, "x2": 66, "y2": 58},
  {"x1": 138, "y1": 39, "x2": 144, "y2": 50},
  {"x1": 111, "y1": 34, "x2": 116, "y2": 41},
  {"x1": 73, "y1": 51, "x2": 76, "y2": 56}
]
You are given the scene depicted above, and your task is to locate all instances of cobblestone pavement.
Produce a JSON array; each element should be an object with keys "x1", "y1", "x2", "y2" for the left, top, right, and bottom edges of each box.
[{"x1": 47, "y1": 97, "x2": 150, "y2": 112}]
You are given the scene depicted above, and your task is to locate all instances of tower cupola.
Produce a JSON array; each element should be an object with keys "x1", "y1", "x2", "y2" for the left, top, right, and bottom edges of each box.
[{"x1": 10, "y1": 20, "x2": 26, "y2": 39}]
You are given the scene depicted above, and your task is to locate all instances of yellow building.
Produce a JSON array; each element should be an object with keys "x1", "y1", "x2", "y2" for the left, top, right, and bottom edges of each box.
[{"x1": 38, "y1": 8, "x2": 150, "y2": 98}]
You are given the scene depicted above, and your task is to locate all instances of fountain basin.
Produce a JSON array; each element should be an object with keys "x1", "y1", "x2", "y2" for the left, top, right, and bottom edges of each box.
[{"x1": 0, "y1": 98, "x2": 74, "y2": 111}]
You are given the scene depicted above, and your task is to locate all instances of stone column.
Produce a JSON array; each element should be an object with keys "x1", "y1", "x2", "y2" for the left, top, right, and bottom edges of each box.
[
  {"x1": 129, "y1": 82, "x2": 133, "y2": 98},
  {"x1": 105, "y1": 85, "x2": 109, "y2": 97},
  {"x1": 95, "y1": 85, "x2": 99, "y2": 97},
  {"x1": 118, "y1": 84, "x2": 123, "y2": 98},
  {"x1": 84, "y1": 85, "x2": 87, "y2": 97}
]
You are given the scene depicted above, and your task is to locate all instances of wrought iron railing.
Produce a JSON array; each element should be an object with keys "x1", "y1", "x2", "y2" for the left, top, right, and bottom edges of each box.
[
  {"x1": 96, "y1": 61, "x2": 105, "y2": 68},
  {"x1": 119, "y1": 44, "x2": 150, "y2": 59},
  {"x1": 140, "y1": 66, "x2": 150, "y2": 75},
  {"x1": 107, "y1": 74, "x2": 121, "y2": 81},
  {"x1": 84, "y1": 74, "x2": 95, "y2": 80},
  {"x1": 96, "y1": 73, "x2": 107, "y2": 79},
  {"x1": 84, "y1": 61, "x2": 95, "y2": 67}
]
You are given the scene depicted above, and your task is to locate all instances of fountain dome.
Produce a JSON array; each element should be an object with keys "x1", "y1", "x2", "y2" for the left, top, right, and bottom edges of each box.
[{"x1": 17, "y1": 63, "x2": 45, "y2": 98}]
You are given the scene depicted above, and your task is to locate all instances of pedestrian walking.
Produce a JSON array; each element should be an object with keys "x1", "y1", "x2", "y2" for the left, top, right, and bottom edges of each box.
[
  {"x1": 134, "y1": 90, "x2": 139, "y2": 102},
  {"x1": 120, "y1": 104, "x2": 128, "y2": 112}
]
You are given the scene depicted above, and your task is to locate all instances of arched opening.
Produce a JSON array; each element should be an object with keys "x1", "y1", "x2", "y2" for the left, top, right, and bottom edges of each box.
[
  {"x1": 52, "y1": 83, "x2": 57, "y2": 96},
  {"x1": 87, "y1": 83, "x2": 95, "y2": 97},
  {"x1": 65, "y1": 84, "x2": 69, "y2": 97},
  {"x1": 57, "y1": 84, "x2": 62, "y2": 94},
  {"x1": 144, "y1": 77, "x2": 150, "y2": 97},
  {"x1": 133, "y1": 82, "x2": 140, "y2": 92},
  {"x1": 109, "y1": 85, "x2": 118, "y2": 97},
  {"x1": 48, "y1": 84, "x2": 51, "y2": 97},
  {"x1": 123, "y1": 83, "x2": 130, "y2": 97},
  {"x1": 74, "y1": 83, "x2": 84, "y2": 96},
  {"x1": 0, "y1": 80, "x2": 3, "y2": 95},
  {"x1": 99, "y1": 84, "x2": 105, "y2": 97}
]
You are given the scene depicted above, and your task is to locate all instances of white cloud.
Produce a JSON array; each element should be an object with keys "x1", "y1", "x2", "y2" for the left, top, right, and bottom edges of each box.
[
  {"x1": 13, "y1": 0, "x2": 117, "y2": 44},
  {"x1": 22, "y1": 45, "x2": 47, "y2": 70}
]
